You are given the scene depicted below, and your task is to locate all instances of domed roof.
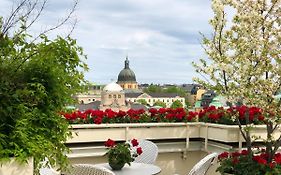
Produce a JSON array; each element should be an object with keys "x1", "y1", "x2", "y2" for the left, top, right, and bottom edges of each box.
[
  {"x1": 117, "y1": 57, "x2": 136, "y2": 82},
  {"x1": 103, "y1": 82, "x2": 123, "y2": 92}
]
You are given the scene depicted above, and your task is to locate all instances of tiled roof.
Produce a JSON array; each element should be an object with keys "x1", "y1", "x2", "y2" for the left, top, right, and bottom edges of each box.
[
  {"x1": 77, "y1": 101, "x2": 101, "y2": 111},
  {"x1": 125, "y1": 92, "x2": 143, "y2": 98}
]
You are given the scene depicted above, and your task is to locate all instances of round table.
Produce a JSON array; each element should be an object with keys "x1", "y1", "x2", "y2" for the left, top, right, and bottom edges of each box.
[{"x1": 95, "y1": 162, "x2": 161, "y2": 175}]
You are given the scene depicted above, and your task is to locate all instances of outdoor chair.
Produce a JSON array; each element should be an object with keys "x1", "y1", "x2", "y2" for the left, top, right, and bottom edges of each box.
[
  {"x1": 188, "y1": 152, "x2": 218, "y2": 175},
  {"x1": 39, "y1": 158, "x2": 60, "y2": 175},
  {"x1": 133, "y1": 139, "x2": 158, "y2": 164},
  {"x1": 64, "y1": 164, "x2": 115, "y2": 175},
  {"x1": 40, "y1": 167, "x2": 59, "y2": 175}
]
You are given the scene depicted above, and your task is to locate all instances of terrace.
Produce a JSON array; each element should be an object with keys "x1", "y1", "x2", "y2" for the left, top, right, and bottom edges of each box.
[
  {"x1": 2, "y1": 106, "x2": 280, "y2": 175},
  {"x1": 65, "y1": 107, "x2": 273, "y2": 174}
]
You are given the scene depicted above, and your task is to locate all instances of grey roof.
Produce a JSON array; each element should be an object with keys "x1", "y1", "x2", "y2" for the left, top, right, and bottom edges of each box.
[
  {"x1": 181, "y1": 84, "x2": 203, "y2": 94},
  {"x1": 76, "y1": 101, "x2": 101, "y2": 111},
  {"x1": 125, "y1": 92, "x2": 143, "y2": 98},
  {"x1": 117, "y1": 57, "x2": 136, "y2": 82},
  {"x1": 130, "y1": 103, "x2": 148, "y2": 110},
  {"x1": 123, "y1": 89, "x2": 142, "y2": 93}
]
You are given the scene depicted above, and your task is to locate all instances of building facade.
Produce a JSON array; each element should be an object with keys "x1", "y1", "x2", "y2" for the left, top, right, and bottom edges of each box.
[
  {"x1": 74, "y1": 84, "x2": 104, "y2": 104},
  {"x1": 126, "y1": 92, "x2": 185, "y2": 108}
]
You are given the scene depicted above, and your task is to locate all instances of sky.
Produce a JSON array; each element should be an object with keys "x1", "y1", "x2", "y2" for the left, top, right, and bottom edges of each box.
[{"x1": 0, "y1": 0, "x2": 214, "y2": 85}]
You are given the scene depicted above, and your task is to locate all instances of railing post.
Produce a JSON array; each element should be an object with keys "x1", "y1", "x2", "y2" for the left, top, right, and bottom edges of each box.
[
  {"x1": 205, "y1": 124, "x2": 208, "y2": 151},
  {"x1": 183, "y1": 124, "x2": 190, "y2": 159},
  {"x1": 238, "y1": 130, "x2": 242, "y2": 150},
  {"x1": 125, "y1": 126, "x2": 129, "y2": 141}
]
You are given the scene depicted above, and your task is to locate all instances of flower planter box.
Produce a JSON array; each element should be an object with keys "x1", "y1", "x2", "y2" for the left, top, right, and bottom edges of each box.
[
  {"x1": 67, "y1": 123, "x2": 201, "y2": 143},
  {"x1": 200, "y1": 123, "x2": 280, "y2": 143},
  {"x1": 0, "y1": 158, "x2": 33, "y2": 175}
]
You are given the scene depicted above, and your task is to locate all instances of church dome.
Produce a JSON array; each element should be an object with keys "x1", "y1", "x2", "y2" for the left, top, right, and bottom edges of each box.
[
  {"x1": 117, "y1": 57, "x2": 136, "y2": 82},
  {"x1": 103, "y1": 82, "x2": 123, "y2": 92}
]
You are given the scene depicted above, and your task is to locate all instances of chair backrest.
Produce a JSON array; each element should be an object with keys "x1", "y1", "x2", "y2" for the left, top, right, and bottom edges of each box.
[
  {"x1": 65, "y1": 164, "x2": 115, "y2": 175},
  {"x1": 188, "y1": 152, "x2": 218, "y2": 175},
  {"x1": 40, "y1": 167, "x2": 59, "y2": 175},
  {"x1": 133, "y1": 139, "x2": 158, "y2": 164},
  {"x1": 39, "y1": 158, "x2": 60, "y2": 175}
]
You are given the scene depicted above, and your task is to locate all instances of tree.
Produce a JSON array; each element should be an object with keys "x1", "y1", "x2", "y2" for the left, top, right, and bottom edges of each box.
[
  {"x1": 164, "y1": 86, "x2": 187, "y2": 97},
  {"x1": 170, "y1": 100, "x2": 183, "y2": 109},
  {"x1": 193, "y1": 0, "x2": 280, "y2": 163},
  {"x1": 0, "y1": 0, "x2": 87, "y2": 173},
  {"x1": 153, "y1": 101, "x2": 166, "y2": 108},
  {"x1": 143, "y1": 84, "x2": 162, "y2": 93},
  {"x1": 137, "y1": 99, "x2": 148, "y2": 106}
]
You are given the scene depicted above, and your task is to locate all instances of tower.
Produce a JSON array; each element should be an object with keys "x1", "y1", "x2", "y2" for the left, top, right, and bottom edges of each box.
[{"x1": 117, "y1": 56, "x2": 138, "y2": 90}]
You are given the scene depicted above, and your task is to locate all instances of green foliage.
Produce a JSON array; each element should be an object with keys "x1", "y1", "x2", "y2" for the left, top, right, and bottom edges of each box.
[
  {"x1": 170, "y1": 100, "x2": 183, "y2": 109},
  {"x1": 136, "y1": 99, "x2": 148, "y2": 105},
  {"x1": 153, "y1": 101, "x2": 166, "y2": 108},
  {"x1": 143, "y1": 84, "x2": 162, "y2": 93},
  {"x1": 107, "y1": 143, "x2": 133, "y2": 166},
  {"x1": 164, "y1": 86, "x2": 187, "y2": 97},
  {"x1": 0, "y1": 19, "x2": 87, "y2": 173},
  {"x1": 144, "y1": 85, "x2": 187, "y2": 97}
]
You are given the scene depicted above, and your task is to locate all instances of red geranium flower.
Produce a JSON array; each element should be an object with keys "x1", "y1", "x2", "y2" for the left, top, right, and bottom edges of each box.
[
  {"x1": 218, "y1": 152, "x2": 229, "y2": 160},
  {"x1": 136, "y1": 147, "x2": 143, "y2": 155},
  {"x1": 131, "y1": 139, "x2": 139, "y2": 147},
  {"x1": 104, "y1": 139, "x2": 116, "y2": 147}
]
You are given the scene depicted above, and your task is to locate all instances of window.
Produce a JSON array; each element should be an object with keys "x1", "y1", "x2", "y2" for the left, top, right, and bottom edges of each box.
[
  {"x1": 88, "y1": 99, "x2": 91, "y2": 101},
  {"x1": 113, "y1": 95, "x2": 116, "y2": 98},
  {"x1": 109, "y1": 95, "x2": 112, "y2": 98},
  {"x1": 118, "y1": 95, "x2": 121, "y2": 98},
  {"x1": 92, "y1": 99, "x2": 95, "y2": 101},
  {"x1": 167, "y1": 99, "x2": 169, "y2": 102}
]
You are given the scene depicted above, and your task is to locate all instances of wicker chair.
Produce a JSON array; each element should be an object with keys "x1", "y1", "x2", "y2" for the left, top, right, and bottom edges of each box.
[
  {"x1": 133, "y1": 139, "x2": 158, "y2": 164},
  {"x1": 188, "y1": 152, "x2": 218, "y2": 175},
  {"x1": 64, "y1": 164, "x2": 115, "y2": 175}
]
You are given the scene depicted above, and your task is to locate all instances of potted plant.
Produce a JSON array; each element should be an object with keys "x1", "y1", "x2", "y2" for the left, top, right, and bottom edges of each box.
[
  {"x1": 104, "y1": 139, "x2": 143, "y2": 170},
  {"x1": 0, "y1": 2, "x2": 88, "y2": 174},
  {"x1": 217, "y1": 149, "x2": 281, "y2": 175}
]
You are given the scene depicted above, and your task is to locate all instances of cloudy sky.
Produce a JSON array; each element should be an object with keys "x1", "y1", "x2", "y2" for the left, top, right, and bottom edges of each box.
[{"x1": 0, "y1": 0, "x2": 214, "y2": 85}]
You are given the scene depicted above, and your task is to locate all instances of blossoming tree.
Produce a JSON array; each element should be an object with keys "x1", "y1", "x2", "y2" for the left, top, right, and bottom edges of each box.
[{"x1": 193, "y1": 0, "x2": 280, "y2": 163}]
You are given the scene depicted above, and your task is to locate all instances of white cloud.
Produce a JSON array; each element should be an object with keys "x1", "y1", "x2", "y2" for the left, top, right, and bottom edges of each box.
[{"x1": 1, "y1": 0, "x2": 215, "y2": 84}]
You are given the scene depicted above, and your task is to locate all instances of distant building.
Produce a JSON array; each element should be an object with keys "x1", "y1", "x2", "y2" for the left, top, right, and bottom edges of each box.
[
  {"x1": 99, "y1": 82, "x2": 130, "y2": 111},
  {"x1": 74, "y1": 84, "x2": 104, "y2": 104},
  {"x1": 117, "y1": 56, "x2": 139, "y2": 91},
  {"x1": 181, "y1": 84, "x2": 206, "y2": 107},
  {"x1": 200, "y1": 90, "x2": 216, "y2": 108},
  {"x1": 125, "y1": 92, "x2": 185, "y2": 108}
]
